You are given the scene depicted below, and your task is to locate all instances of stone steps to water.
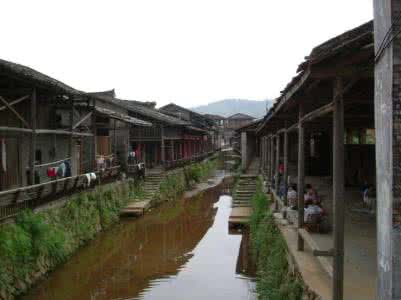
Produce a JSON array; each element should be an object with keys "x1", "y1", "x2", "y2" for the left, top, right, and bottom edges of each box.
[
  {"x1": 229, "y1": 172, "x2": 259, "y2": 228},
  {"x1": 121, "y1": 172, "x2": 165, "y2": 217},
  {"x1": 233, "y1": 201, "x2": 251, "y2": 205},
  {"x1": 235, "y1": 191, "x2": 255, "y2": 195}
]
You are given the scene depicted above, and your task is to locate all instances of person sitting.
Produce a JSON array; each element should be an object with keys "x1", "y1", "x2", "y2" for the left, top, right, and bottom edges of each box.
[
  {"x1": 304, "y1": 198, "x2": 323, "y2": 224},
  {"x1": 361, "y1": 181, "x2": 372, "y2": 207},
  {"x1": 304, "y1": 184, "x2": 319, "y2": 206},
  {"x1": 287, "y1": 184, "x2": 297, "y2": 208}
]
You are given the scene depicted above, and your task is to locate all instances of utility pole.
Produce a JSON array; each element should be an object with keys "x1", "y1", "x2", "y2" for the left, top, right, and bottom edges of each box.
[{"x1": 373, "y1": 1, "x2": 401, "y2": 299}]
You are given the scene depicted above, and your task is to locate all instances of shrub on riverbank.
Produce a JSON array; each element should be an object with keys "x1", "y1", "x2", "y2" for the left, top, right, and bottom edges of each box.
[
  {"x1": 183, "y1": 159, "x2": 217, "y2": 188},
  {"x1": 249, "y1": 178, "x2": 303, "y2": 300},
  {"x1": 158, "y1": 159, "x2": 217, "y2": 202},
  {"x1": 0, "y1": 179, "x2": 137, "y2": 299}
]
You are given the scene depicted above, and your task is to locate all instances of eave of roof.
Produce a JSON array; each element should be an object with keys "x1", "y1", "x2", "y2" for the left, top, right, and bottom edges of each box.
[
  {"x1": 257, "y1": 20, "x2": 373, "y2": 135},
  {"x1": 227, "y1": 113, "x2": 255, "y2": 120},
  {"x1": 0, "y1": 59, "x2": 81, "y2": 95},
  {"x1": 236, "y1": 119, "x2": 262, "y2": 132},
  {"x1": 159, "y1": 103, "x2": 215, "y2": 126},
  {"x1": 185, "y1": 125, "x2": 209, "y2": 133},
  {"x1": 95, "y1": 106, "x2": 152, "y2": 127},
  {"x1": 116, "y1": 99, "x2": 190, "y2": 126}
]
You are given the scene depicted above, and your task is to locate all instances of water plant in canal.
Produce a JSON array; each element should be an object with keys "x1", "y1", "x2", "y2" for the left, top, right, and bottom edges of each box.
[{"x1": 249, "y1": 178, "x2": 303, "y2": 300}]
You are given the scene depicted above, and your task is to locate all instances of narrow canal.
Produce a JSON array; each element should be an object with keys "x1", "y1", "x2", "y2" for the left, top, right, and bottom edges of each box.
[{"x1": 22, "y1": 182, "x2": 256, "y2": 300}]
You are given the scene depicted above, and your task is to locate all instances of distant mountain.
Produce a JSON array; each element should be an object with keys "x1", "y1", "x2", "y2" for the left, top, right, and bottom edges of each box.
[{"x1": 191, "y1": 99, "x2": 271, "y2": 119}]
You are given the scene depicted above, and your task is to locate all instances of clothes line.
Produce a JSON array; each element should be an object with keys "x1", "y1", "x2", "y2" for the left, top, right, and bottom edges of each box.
[{"x1": 35, "y1": 157, "x2": 71, "y2": 168}]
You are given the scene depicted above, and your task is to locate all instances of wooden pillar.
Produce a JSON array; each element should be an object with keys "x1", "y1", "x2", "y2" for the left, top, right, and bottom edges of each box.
[
  {"x1": 266, "y1": 136, "x2": 270, "y2": 180},
  {"x1": 113, "y1": 119, "x2": 117, "y2": 156},
  {"x1": 332, "y1": 77, "x2": 345, "y2": 300},
  {"x1": 29, "y1": 88, "x2": 37, "y2": 185},
  {"x1": 260, "y1": 137, "x2": 264, "y2": 170},
  {"x1": 264, "y1": 137, "x2": 268, "y2": 177},
  {"x1": 270, "y1": 136, "x2": 275, "y2": 181},
  {"x1": 264, "y1": 137, "x2": 268, "y2": 172},
  {"x1": 170, "y1": 140, "x2": 175, "y2": 161},
  {"x1": 92, "y1": 98, "x2": 97, "y2": 169},
  {"x1": 297, "y1": 102, "x2": 305, "y2": 251},
  {"x1": 261, "y1": 137, "x2": 264, "y2": 171},
  {"x1": 241, "y1": 132, "x2": 247, "y2": 170},
  {"x1": 160, "y1": 125, "x2": 165, "y2": 163},
  {"x1": 283, "y1": 129, "x2": 289, "y2": 206},
  {"x1": 69, "y1": 96, "x2": 74, "y2": 162},
  {"x1": 373, "y1": 3, "x2": 399, "y2": 297},
  {"x1": 275, "y1": 133, "x2": 280, "y2": 191}
]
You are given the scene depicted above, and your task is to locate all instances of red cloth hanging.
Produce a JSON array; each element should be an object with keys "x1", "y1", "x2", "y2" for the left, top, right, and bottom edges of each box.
[
  {"x1": 47, "y1": 167, "x2": 57, "y2": 178},
  {"x1": 136, "y1": 144, "x2": 142, "y2": 161}
]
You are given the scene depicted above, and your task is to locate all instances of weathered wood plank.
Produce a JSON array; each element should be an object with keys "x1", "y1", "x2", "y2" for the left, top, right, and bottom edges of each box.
[
  {"x1": 72, "y1": 111, "x2": 93, "y2": 130},
  {"x1": 30, "y1": 89, "x2": 37, "y2": 185},
  {"x1": 332, "y1": 77, "x2": 345, "y2": 300},
  {"x1": 0, "y1": 95, "x2": 30, "y2": 112},
  {"x1": 300, "y1": 101, "x2": 334, "y2": 123},
  {"x1": 297, "y1": 101, "x2": 305, "y2": 251},
  {"x1": 0, "y1": 95, "x2": 30, "y2": 128},
  {"x1": 283, "y1": 128, "x2": 288, "y2": 205}
]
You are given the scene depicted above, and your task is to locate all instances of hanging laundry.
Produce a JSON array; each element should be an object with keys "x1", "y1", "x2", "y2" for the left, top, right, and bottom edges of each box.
[
  {"x1": 1, "y1": 139, "x2": 6, "y2": 172},
  {"x1": 136, "y1": 144, "x2": 141, "y2": 161},
  {"x1": 96, "y1": 155, "x2": 105, "y2": 170},
  {"x1": 64, "y1": 160, "x2": 71, "y2": 177},
  {"x1": 84, "y1": 173, "x2": 91, "y2": 187},
  {"x1": 47, "y1": 167, "x2": 57, "y2": 178},
  {"x1": 90, "y1": 172, "x2": 97, "y2": 181},
  {"x1": 57, "y1": 162, "x2": 66, "y2": 177}
]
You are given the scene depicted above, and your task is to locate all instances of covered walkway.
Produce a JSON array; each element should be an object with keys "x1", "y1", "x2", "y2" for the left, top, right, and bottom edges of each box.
[
  {"x1": 277, "y1": 188, "x2": 376, "y2": 300},
  {"x1": 257, "y1": 21, "x2": 376, "y2": 300}
]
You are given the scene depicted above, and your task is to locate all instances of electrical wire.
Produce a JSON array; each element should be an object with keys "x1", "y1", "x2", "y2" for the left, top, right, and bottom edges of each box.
[{"x1": 375, "y1": 10, "x2": 401, "y2": 64}]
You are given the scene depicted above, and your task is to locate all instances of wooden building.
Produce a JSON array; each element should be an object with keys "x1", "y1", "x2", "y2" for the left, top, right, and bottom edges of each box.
[
  {"x1": 87, "y1": 90, "x2": 152, "y2": 171},
  {"x1": 0, "y1": 60, "x2": 152, "y2": 221},
  {"x1": 257, "y1": 21, "x2": 374, "y2": 300},
  {"x1": 235, "y1": 119, "x2": 262, "y2": 170},
  {"x1": 82, "y1": 96, "x2": 214, "y2": 169},
  {"x1": 204, "y1": 114, "x2": 225, "y2": 148},
  {"x1": 159, "y1": 103, "x2": 217, "y2": 152},
  {"x1": 224, "y1": 113, "x2": 255, "y2": 145},
  {"x1": 0, "y1": 58, "x2": 92, "y2": 191}
]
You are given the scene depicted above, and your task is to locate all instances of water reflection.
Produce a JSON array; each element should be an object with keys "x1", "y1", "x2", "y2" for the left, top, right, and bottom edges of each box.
[{"x1": 23, "y1": 185, "x2": 255, "y2": 300}]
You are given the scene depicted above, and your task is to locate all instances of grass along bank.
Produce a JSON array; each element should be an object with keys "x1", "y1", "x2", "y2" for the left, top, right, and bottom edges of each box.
[{"x1": 249, "y1": 178, "x2": 304, "y2": 300}]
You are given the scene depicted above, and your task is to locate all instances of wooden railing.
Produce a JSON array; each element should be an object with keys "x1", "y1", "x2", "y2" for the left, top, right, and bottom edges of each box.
[
  {"x1": 0, "y1": 150, "x2": 218, "y2": 221},
  {"x1": 0, "y1": 166, "x2": 121, "y2": 221}
]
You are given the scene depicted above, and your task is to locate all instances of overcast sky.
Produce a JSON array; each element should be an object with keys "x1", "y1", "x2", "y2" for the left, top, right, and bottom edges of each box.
[{"x1": 1, "y1": 1, "x2": 372, "y2": 107}]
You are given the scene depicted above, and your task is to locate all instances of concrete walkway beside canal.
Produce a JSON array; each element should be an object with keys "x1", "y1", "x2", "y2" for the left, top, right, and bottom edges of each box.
[{"x1": 274, "y1": 189, "x2": 377, "y2": 300}]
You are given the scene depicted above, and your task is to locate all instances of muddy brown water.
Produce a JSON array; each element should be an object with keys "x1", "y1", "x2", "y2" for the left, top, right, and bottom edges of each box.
[{"x1": 22, "y1": 184, "x2": 256, "y2": 300}]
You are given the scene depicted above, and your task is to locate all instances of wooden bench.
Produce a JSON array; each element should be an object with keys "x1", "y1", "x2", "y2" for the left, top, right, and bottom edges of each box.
[{"x1": 298, "y1": 228, "x2": 333, "y2": 277}]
